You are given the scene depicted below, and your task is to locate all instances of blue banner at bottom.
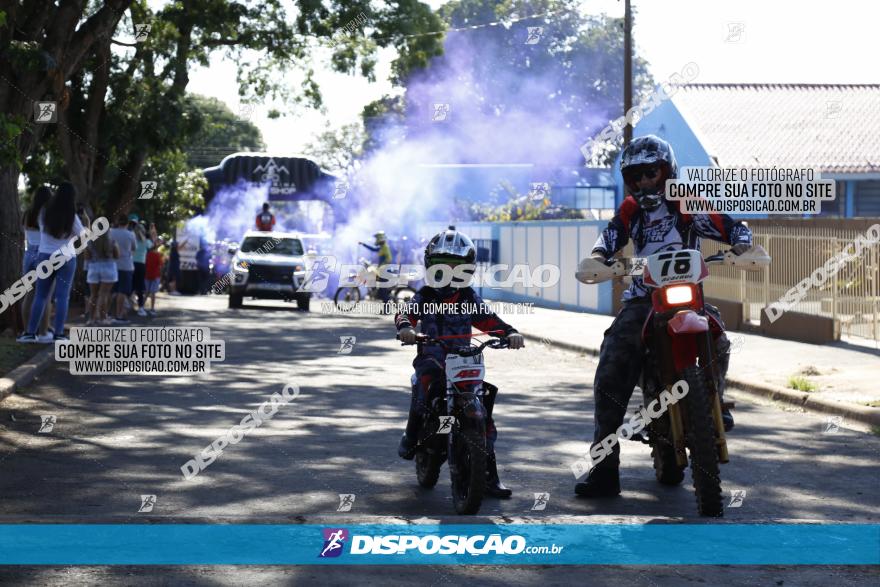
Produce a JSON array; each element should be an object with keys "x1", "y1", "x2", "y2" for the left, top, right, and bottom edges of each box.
[{"x1": 0, "y1": 524, "x2": 877, "y2": 565}]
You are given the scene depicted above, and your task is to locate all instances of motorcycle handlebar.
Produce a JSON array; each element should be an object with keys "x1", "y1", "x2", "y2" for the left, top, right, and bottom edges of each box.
[{"x1": 396, "y1": 333, "x2": 510, "y2": 354}]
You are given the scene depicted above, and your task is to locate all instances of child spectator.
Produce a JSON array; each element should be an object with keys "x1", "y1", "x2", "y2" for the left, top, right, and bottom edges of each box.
[{"x1": 144, "y1": 241, "x2": 164, "y2": 315}]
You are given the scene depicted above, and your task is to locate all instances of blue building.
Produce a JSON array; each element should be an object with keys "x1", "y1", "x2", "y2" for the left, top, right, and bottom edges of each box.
[{"x1": 624, "y1": 83, "x2": 880, "y2": 217}]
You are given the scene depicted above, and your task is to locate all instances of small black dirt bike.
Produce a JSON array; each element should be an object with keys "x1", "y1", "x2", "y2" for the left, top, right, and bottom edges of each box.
[{"x1": 398, "y1": 332, "x2": 509, "y2": 515}]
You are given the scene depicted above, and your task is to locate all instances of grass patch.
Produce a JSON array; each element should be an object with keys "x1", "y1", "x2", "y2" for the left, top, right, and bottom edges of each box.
[
  {"x1": 787, "y1": 375, "x2": 818, "y2": 393},
  {"x1": 0, "y1": 335, "x2": 43, "y2": 377},
  {"x1": 872, "y1": 425, "x2": 880, "y2": 437},
  {"x1": 865, "y1": 400, "x2": 880, "y2": 408}
]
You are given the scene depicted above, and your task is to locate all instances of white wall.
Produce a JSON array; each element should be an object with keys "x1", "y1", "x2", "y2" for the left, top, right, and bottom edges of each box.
[{"x1": 420, "y1": 220, "x2": 613, "y2": 314}]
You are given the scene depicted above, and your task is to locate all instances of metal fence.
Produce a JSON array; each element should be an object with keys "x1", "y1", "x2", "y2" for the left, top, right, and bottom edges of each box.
[{"x1": 701, "y1": 226, "x2": 880, "y2": 342}]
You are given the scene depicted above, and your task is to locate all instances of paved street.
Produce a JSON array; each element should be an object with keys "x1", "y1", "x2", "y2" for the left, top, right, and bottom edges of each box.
[{"x1": 0, "y1": 295, "x2": 878, "y2": 584}]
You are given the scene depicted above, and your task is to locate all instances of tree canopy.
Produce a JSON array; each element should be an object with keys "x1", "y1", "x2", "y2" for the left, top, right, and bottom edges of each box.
[
  {"x1": 362, "y1": 0, "x2": 654, "y2": 166},
  {"x1": 0, "y1": 0, "x2": 446, "y2": 332}
]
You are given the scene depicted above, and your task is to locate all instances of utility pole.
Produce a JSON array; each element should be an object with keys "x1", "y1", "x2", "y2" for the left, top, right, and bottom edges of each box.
[{"x1": 623, "y1": 0, "x2": 633, "y2": 147}]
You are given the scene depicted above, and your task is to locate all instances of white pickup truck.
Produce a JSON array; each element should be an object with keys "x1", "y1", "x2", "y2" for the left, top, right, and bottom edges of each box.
[{"x1": 227, "y1": 230, "x2": 311, "y2": 311}]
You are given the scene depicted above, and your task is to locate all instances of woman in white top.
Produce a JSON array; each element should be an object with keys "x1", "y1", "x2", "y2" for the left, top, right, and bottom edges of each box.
[
  {"x1": 20, "y1": 186, "x2": 53, "y2": 339},
  {"x1": 18, "y1": 183, "x2": 85, "y2": 343}
]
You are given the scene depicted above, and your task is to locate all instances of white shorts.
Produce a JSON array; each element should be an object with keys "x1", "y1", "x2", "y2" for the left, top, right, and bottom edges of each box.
[{"x1": 87, "y1": 260, "x2": 118, "y2": 284}]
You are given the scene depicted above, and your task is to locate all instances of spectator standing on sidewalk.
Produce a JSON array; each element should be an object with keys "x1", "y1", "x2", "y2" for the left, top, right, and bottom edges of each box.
[
  {"x1": 131, "y1": 216, "x2": 153, "y2": 316},
  {"x1": 144, "y1": 240, "x2": 164, "y2": 315},
  {"x1": 17, "y1": 182, "x2": 84, "y2": 343},
  {"x1": 109, "y1": 214, "x2": 136, "y2": 323},
  {"x1": 76, "y1": 206, "x2": 91, "y2": 320},
  {"x1": 20, "y1": 185, "x2": 53, "y2": 339},
  {"x1": 84, "y1": 229, "x2": 119, "y2": 325},
  {"x1": 167, "y1": 237, "x2": 182, "y2": 295},
  {"x1": 195, "y1": 238, "x2": 211, "y2": 294}
]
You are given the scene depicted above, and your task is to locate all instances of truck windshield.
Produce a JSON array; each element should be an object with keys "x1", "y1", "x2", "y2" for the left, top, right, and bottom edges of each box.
[{"x1": 240, "y1": 237, "x2": 303, "y2": 256}]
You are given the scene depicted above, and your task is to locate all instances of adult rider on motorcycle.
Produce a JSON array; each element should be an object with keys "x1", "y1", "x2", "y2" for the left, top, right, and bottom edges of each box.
[
  {"x1": 395, "y1": 228, "x2": 525, "y2": 498},
  {"x1": 575, "y1": 135, "x2": 753, "y2": 498}
]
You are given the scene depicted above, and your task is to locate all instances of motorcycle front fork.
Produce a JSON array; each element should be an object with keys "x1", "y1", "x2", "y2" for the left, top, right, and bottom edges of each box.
[
  {"x1": 644, "y1": 331, "x2": 729, "y2": 466},
  {"x1": 445, "y1": 386, "x2": 486, "y2": 471}
]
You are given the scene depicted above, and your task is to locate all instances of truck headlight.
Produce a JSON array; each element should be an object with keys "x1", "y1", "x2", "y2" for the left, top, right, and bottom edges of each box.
[{"x1": 234, "y1": 260, "x2": 250, "y2": 271}]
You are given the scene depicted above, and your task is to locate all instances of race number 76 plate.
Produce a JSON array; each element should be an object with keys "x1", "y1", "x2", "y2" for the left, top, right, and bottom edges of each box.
[{"x1": 646, "y1": 250, "x2": 703, "y2": 284}]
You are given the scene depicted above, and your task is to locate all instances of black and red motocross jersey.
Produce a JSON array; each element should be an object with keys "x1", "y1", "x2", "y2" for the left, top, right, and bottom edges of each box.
[{"x1": 593, "y1": 196, "x2": 752, "y2": 301}]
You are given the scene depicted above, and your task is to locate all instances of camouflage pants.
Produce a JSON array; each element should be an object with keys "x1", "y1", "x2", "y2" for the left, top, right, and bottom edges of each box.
[{"x1": 590, "y1": 298, "x2": 730, "y2": 469}]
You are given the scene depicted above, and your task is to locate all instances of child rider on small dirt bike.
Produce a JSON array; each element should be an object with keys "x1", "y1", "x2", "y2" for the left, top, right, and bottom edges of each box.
[{"x1": 395, "y1": 227, "x2": 525, "y2": 498}]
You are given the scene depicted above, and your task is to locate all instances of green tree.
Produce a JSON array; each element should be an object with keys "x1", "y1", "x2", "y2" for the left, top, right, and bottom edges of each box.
[
  {"x1": 438, "y1": 0, "x2": 654, "y2": 150},
  {"x1": 362, "y1": 94, "x2": 406, "y2": 155},
  {"x1": 304, "y1": 121, "x2": 366, "y2": 173},
  {"x1": 128, "y1": 148, "x2": 208, "y2": 236},
  {"x1": 464, "y1": 180, "x2": 557, "y2": 222},
  {"x1": 183, "y1": 94, "x2": 264, "y2": 170},
  {"x1": 363, "y1": 0, "x2": 654, "y2": 165},
  {"x1": 0, "y1": 0, "x2": 445, "y2": 332},
  {"x1": 0, "y1": 0, "x2": 133, "y2": 332}
]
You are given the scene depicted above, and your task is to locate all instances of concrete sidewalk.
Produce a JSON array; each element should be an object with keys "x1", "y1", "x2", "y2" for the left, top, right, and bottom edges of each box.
[{"x1": 499, "y1": 302, "x2": 880, "y2": 430}]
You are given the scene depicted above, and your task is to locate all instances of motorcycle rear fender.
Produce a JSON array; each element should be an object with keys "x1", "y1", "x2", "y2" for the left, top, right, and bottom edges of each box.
[
  {"x1": 668, "y1": 310, "x2": 709, "y2": 334},
  {"x1": 667, "y1": 311, "x2": 708, "y2": 373}
]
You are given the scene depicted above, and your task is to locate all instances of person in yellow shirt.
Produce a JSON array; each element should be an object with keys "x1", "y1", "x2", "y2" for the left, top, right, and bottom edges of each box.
[{"x1": 358, "y1": 231, "x2": 393, "y2": 302}]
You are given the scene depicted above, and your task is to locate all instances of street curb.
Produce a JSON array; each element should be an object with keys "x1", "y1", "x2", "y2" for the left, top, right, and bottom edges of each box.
[
  {"x1": 724, "y1": 378, "x2": 880, "y2": 429},
  {"x1": 520, "y1": 332, "x2": 880, "y2": 429},
  {"x1": 521, "y1": 333, "x2": 600, "y2": 358},
  {"x1": 0, "y1": 345, "x2": 56, "y2": 403}
]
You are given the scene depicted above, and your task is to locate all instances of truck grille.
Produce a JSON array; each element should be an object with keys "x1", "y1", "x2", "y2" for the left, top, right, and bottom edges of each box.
[{"x1": 247, "y1": 264, "x2": 295, "y2": 284}]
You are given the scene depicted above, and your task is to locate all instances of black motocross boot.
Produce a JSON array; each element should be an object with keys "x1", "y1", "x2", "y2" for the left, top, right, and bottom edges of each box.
[
  {"x1": 398, "y1": 384, "x2": 424, "y2": 460},
  {"x1": 721, "y1": 407, "x2": 734, "y2": 432},
  {"x1": 574, "y1": 466, "x2": 621, "y2": 498},
  {"x1": 713, "y1": 330, "x2": 735, "y2": 432},
  {"x1": 485, "y1": 455, "x2": 512, "y2": 499},
  {"x1": 397, "y1": 433, "x2": 417, "y2": 460}
]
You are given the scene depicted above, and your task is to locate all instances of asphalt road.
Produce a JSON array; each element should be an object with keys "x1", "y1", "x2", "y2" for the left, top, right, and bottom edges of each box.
[{"x1": 0, "y1": 295, "x2": 877, "y2": 585}]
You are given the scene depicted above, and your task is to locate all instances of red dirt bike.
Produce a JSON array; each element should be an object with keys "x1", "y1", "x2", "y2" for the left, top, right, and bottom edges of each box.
[{"x1": 576, "y1": 246, "x2": 770, "y2": 516}]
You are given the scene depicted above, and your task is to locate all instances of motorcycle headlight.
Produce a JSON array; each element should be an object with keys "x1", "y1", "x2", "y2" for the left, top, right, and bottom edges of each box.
[
  {"x1": 664, "y1": 284, "x2": 694, "y2": 305},
  {"x1": 234, "y1": 260, "x2": 250, "y2": 271}
]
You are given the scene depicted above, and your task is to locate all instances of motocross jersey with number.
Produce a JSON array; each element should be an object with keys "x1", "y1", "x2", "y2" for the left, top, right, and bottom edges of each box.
[{"x1": 592, "y1": 197, "x2": 752, "y2": 301}]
